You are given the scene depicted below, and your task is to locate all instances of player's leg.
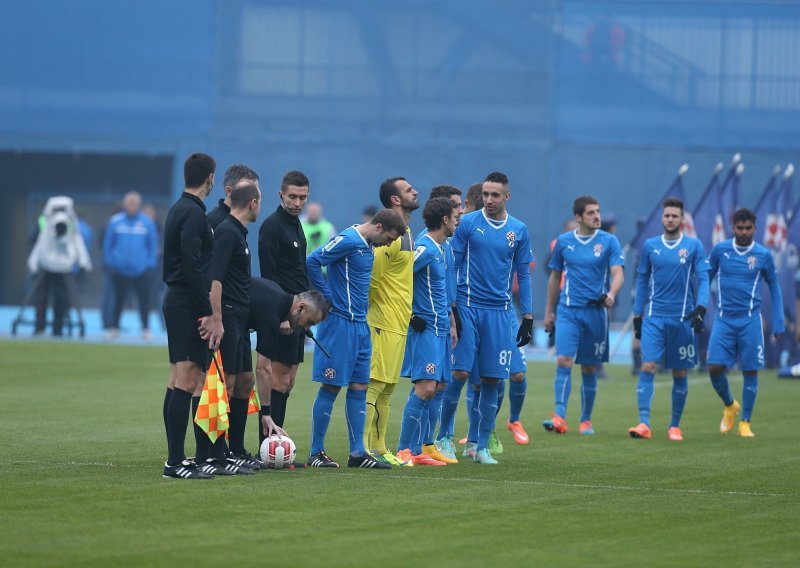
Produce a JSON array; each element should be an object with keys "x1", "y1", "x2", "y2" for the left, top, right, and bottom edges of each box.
[
  {"x1": 665, "y1": 319, "x2": 695, "y2": 441},
  {"x1": 271, "y1": 328, "x2": 304, "y2": 428},
  {"x1": 367, "y1": 329, "x2": 406, "y2": 460},
  {"x1": 420, "y1": 336, "x2": 455, "y2": 464},
  {"x1": 545, "y1": 306, "x2": 580, "y2": 433},
  {"x1": 668, "y1": 370, "x2": 688, "y2": 441},
  {"x1": 707, "y1": 317, "x2": 740, "y2": 433},
  {"x1": 575, "y1": 307, "x2": 608, "y2": 434},
  {"x1": 507, "y1": 340, "x2": 529, "y2": 444},
  {"x1": 488, "y1": 379, "x2": 505, "y2": 454},
  {"x1": 737, "y1": 316, "x2": 766, "y2": 437},
  {"x1": 164, "y1": 364, "x2": 176, "y2": 452},
  {"x1": 464, "y1": 381, "x2": 481, "y2": 457},
  {"x1": 474, "y1": 309, "x2": 512, "y2": 463},
  {"x1": 444, "y1": 306, "x2": 479, "y2": 452},
  {"x1": 629, "y1": 317, "x2": 665, "y2": 439}
]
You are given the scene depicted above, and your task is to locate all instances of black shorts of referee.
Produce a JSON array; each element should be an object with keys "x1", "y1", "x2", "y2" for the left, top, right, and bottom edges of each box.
[
  {"x1": 271, "y1": 327, "x2": 305, "y2": 366},
  {"x1": 163, "y1": 286, "x2": 210, "y2": 371},
  {"x1": 218, "y1": 303, "x2": 253, "y2": 375}
]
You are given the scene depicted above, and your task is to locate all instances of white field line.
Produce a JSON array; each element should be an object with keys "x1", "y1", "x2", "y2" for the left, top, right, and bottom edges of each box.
[{"x1": 1, "y1": 459, "x2": 792, "y2": 498}]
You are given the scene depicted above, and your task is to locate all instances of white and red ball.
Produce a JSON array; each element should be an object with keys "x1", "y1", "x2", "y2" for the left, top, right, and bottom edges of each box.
[{"x1": 259, "y1": 434, "x2": 296, "y2": 469}]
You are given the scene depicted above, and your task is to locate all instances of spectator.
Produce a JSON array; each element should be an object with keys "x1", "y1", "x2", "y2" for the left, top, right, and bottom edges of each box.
[{"x1": 301, "y1": 202, "x2": 336, "y2": 255}]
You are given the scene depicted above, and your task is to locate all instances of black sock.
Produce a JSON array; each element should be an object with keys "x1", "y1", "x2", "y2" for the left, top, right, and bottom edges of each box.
[
  {"x1": 228, "y1": 397, "x2": 249, "y2": 456},
  {"x1": 271, "y1": 389, "x2": 289, "y2": 428},
  {"x1": 212, "y1": 436, "x2": 228, "y2": 460},
  {"x1": 191, "y1": 396, "x2": 211, "y2": 462},
  {"x1": 166, "y1": 388, "x2": 192, "y2": 466},
  {"x1": 258, "y1": 410, "x2": 267, "y2": 447},
  {"x1": 163, "y1": 388, "x2": 173, "y2": 451}
]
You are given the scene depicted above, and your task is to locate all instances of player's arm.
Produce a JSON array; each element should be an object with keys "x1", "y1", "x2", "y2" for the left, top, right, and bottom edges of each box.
[
  {"x1": 544, "y1": 238, "x2": 564, "y2": 330},
  {"x1": 451, "y1": 222, "x2": 467, "y2": 271},
  {"x1": 764, "y1": 253, "x2": 786, "y2": 335},
  {"x1": 514, "y1": 226, "x2": 535, "y2": 318},
  {"x1": 693, "y1": 243, "x2": 711, "y2": 310},
  {"x1": 306, "y1": 234, "x2": 353, "y2": 303},
  {"x1": 632, "y1": 247, "x2": 652, "y2": 339},
  {"x1": 605, "y1": 237, "x2": 625, "y2": 307},
  {"x1": 707, "y1": 246, "x2": 719, "y2": 282}
]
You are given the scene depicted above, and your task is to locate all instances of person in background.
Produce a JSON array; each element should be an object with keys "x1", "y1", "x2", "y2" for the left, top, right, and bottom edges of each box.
[{"x1": 302, "y1": 202, "x2": 336, "y2": 257}]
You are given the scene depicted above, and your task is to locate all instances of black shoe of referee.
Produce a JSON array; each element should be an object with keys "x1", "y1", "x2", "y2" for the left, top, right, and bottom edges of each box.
[
  {"x1": 226, "y1": 454, "x2": 258, "y2": 472},
  {"x1": 199, "y1": 458, "x2": 252, "y2": 476},
  {"x1": 233, "y1": 452, "x2": 263, "y2": 471},
  {"x1": 347, "y1": 453, "x2": 391, "y2": 469},
  {"x1": 163, "y1": 459, "x2": 214, "y2": 480}
]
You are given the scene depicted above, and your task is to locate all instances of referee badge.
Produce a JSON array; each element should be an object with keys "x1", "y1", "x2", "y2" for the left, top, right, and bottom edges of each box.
[
  {"x1": 506, "y1": 231, "x2": 516, "y2": 248},
  {"x1": 324, "y1": 368, "x2": 337, "y2": 380},
  {"x1": 425, "y1": 363, "x2": 436, "y2": 375},
  {"x1": 593, "y1": 243, "x2": 603, "y2": 257}
]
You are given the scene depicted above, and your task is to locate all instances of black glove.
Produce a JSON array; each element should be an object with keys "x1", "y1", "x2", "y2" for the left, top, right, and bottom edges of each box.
[
  {"x1": 516, "y1": 318, "x2": 533, "y2": 347},
  {"x1": 410, "y1": 314, "x2": 427, "y2": 332},
  {"x1": 547, "y1": 324, "x2": 556, "y2": 340},
  {"x1": 451, "y1": 306, "x2": 462, "y2": 339},
  {"x1": 633, "y1": 316, "x2": 642, "y2": 340},
  {"x1": 587, "y1": 294, "x2": 608, "y2": 307},
  {"x1": 687, "y1": 305, "x2": 706, "y2": 334}
]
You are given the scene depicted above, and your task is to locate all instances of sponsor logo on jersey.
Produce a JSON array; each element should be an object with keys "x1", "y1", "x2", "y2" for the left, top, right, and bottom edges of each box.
[
  {"x1": 747, "y1": 256, "x2": 757, "y2": 270},
  {"x1": 324, "y1": 368, "x2": 337, "y2": 380},
  {"x1": 323, "y1": 235, "x2": 344, "y2": 252},
  {"x1": 414, "y1": 245, "x2": 426, "y2": 261},
  {"x1": 593, "y1": 243, "x2": 604, "y2": 257}
]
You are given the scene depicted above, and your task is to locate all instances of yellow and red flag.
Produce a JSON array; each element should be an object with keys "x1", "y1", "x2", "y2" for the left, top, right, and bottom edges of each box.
[
  {"x1": 247, "y1": 388, "x2": 260, "y2": 415},
  {"x1": 193, "y1": 351, "x2": 229, "y2": 442}
]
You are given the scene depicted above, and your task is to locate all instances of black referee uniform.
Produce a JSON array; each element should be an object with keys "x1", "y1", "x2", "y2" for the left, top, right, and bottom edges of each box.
[
  {"x1": 206, "y1": 198, "x2": 231, "y2": 230},
  {"x1": 258, "y1": 205, "x2": 309, "y2": 364}
]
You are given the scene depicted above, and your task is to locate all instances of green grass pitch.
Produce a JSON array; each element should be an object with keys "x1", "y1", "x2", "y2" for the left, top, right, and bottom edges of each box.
[{"x1": 1, "y1": 340, "x2": 799, "y2": 567}]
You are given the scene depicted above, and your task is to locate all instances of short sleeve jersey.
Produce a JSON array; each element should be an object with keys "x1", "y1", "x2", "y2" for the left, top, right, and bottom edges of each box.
[
  {"x1": 452, "y1": 210, "x2": 534, "y2": 311},
  {"x1": 549, "y1": 229, "x2": 625, "y2": 308},
  {"x1": 307, "y1": 226, "x2": 374, "y2": 322}
]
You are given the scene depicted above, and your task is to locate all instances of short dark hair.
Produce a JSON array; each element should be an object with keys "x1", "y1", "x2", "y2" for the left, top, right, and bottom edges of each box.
[
  {"x1": 297, "y1": 290, "x2": 331, "y2": 322},
  {"x1": 423, "y1": 197, "x2": 454, "y2": 231},
  {"x1": 573, "y1": 195, "x2": 599, "y2": 216},
  {"x1": 379, "y1": 177, "x2": 407, "y2": 208},
  {"x1": 429, "y1": 185, "x2": 462, "y2": 200},
  {"x1": 281, "y1": 171, "x2": 309, "y2": 193},
  {"x1": 733, "y1": 208, "x2": 756, "y2": 225},
  {"x1": 184, "y1": 153, "x2": 216, "y2": 188},
  {"x1": 662, "y1": 197, "x2": 684, "y2": 212},
  {"x1": 370, "y1": 208, "x2": 406, "y2": 235},
  {"x1": 362, "y1": 204, "x2": 378, "y2": 218},
  {"x1": 224, "y1": 164, "x2": 259, "y2": 188},
  {"x1": 230, "y1": 182, "x2": 260, "y2": 209},
  {"x1": 484, "y1": 172, "x2": 509, "y2": 186},
  {"x1": 466, "y1": 183, "x2": 483, "y2": 209}
]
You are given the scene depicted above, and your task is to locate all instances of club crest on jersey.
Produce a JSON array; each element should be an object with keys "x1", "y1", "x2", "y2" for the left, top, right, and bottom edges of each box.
[
  {"x1": 506, "y1": 231, "x2": 516, "y2": 248},
  {"x1": 425, "y1": 363, "x2": 436, "y2": 375},
  {"x1": 678, "y1": 248, "x2": 688, "y2": 264},
  {"x1": 323, "y1": 368, "x2": 336, "y2": 380},
  {"x1": 323, "y1": 235, "x2": 343, "y2": 252},
  {"x1": 593, "y1": 243, "x2": 603, "y2": 257},
  {"x1": 747, "y1": 256, "x2": 757, "y2": 270}
]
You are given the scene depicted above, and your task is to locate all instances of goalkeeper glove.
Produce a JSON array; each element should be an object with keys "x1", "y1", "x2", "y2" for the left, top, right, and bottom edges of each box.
[
  {"x1": 587, "y1": 294, "x2": 608, "y2": 307},
  {"x1": 633, "y1": 316, "x2": 642, "y2": 340},
  {"x1": 410, "y1": 314, "x2": 427, "y2": 332},
  {"x1": 687, "y1": 306, "x2": 706, "y2": 334}
]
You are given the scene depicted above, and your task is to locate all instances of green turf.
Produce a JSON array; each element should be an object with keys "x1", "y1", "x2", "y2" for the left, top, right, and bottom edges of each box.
[{"x1": 1, "y1": 340, "x2": 799, "y2": 567}]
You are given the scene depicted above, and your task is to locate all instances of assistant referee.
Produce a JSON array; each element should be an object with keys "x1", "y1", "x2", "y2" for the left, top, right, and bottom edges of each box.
[{"x1": 161, "y1": 153, "x2": 222, "y2": 480}]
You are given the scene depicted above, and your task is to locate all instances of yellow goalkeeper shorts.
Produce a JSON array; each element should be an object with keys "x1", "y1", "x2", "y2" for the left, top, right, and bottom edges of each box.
[{"x1": 369, "y1": 326, "x2": 408, "y2": 385}]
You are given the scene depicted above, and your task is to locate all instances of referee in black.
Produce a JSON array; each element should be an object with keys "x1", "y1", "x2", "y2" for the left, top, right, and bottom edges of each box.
[
  {"x1": 207, "y1": 164, "x2": 260, "y2": 229},
  {"x1": 204, "y1": 182, "x2": 262, "y2": 475},
  {"x1": 248, "y1": 277, "x2": 331, "y2": 445},
  {"x1": 161, "y1": 153, "x2": 222, "y2": 480},
  {"x1": 258, "y1": 170, "x2": 311, "y2": 434}
]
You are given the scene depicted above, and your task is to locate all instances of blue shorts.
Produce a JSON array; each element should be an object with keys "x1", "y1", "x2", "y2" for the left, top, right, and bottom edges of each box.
[
  {"x1": 453, "y1": 305, "x2": 514, "y2": 380},
  {"x1": 707, "y1": 313, "x2": 765, "y2": 371},
  {"x1": 555, "y1": 304, "x2": 609, "y2": 365},
  {"x1": 401, "y1": 329, "x2": 450, "y2": 383},
  {"x1": 312, "y1": 314, "x2": 371, "y2": 387},
  {"x1": 641, "y1": 316, "x2": 697, "y2": 369}
]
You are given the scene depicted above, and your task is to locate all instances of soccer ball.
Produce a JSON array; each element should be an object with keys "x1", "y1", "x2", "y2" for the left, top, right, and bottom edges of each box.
[{"x1": 259, "y1": 434, "x2": 296, "y2": 469}]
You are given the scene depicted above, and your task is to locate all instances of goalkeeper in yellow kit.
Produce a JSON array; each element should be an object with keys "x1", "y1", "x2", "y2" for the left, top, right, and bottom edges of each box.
[{"x1": 365, "y1": 177, "x2": 419, "y2": 466}]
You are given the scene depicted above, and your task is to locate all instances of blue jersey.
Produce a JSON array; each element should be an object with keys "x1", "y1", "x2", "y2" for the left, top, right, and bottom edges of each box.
[
  {"x1": 412, "y1": 234, "x2": 449, "y2": 336},
  {"x1": 418, "y1": 228, "x2": 456, "y2": 306},
  {"x1": 709, "y1": 239, "x2": 784, "y2": 331},
  {"x1": 452, "y1": 210, "x2": 534, "y2": 311},
  {"x1": 549, "y1": 229, "x2": 624, "y2": 307},
  {"x1": 307, "y1": 226, "x2": 373, "y2": 322},
  {"x1": 634, "y1": 234, "x2": 710, "y2": 319}
]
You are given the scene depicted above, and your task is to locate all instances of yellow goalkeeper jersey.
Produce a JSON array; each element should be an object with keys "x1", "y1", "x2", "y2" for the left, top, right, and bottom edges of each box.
[{"x1": 367, "y1": 227, "x2": 414, "y2": 334}]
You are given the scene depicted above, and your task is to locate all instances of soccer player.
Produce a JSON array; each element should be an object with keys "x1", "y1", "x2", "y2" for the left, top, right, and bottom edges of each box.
[
  {"x1": 363, "y1": 177, "x2": 419, "y2": 466},
  {"x1": 248, "y1": 277, "x2": 330, "y2": 442},
  {"x1": 451, "y1": 172, "x2": 534, "y2": 464},
  {"x1": 628, "y1": 197, "x2": 709, "y2": 441},
  {"x1": 258, "y1": 172, "x2": 311, "y2": 443},
  {"x1": 197, "y1": 182, "x2": 262, "y2": 476},
  {"x1": 543, "y1": 195, "x2": 624, "y2": 435},
  {"x1": 396, "y1": 197, "x2": 459, "y2": 465},
  {"x1": 306, "y1": 209, "x2": 406, "y2": 468},
  {"x1": 707, "y1": 208, "x2": 784, "y2": 437},
  {"x1": 161, "y1": 153, "x2": 223, "y2": 480},
  {"x1": 207, "y1": 164, "x2": 260, "y2": 229}
]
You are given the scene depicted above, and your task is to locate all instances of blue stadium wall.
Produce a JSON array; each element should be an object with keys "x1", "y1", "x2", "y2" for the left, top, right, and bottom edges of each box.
[{"x1": 2, "y1": 0, "x2": 799, "y2": 314}]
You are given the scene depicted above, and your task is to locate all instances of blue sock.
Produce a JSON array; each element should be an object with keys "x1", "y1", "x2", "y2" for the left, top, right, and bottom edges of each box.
[
  {"x1": 580, "y1": 370, "x2": 598, "y2": 422},
  {"x1": 509, "y1": 377, "x2": 527, "y2": 423},
  {"x1": 425, "y1": 389, "x2": 444, "y2": 445},
  {"x1": 345, "y1": 388, "x2": 367, "y2": 456},
  {"x1": 439, "y1": 378, "x2": 467, "y2": 440},
  {"x1": 495, "y1": 379, "x2": 506, "y2": 417},
  {"x1": 554, "y1": 367, "x2": 572, "y2": 419},
  {"x1": 670, "y1": 375, "x2": 688, "y2": 428},
  {"x1": 742, "y1": 373, "x2": 758, "y2": 422},
  {"x1": 467, "y1": 387, "x2": 480, "y2": 443},
  {"x1": 310, "y1": 387, "x2": 338, "y2": 456},
  {"x1": 710, "y1": 372, "x2": 733, "y2": 406},
  {"x1": 637, "y1": 371, "x2": 655, "y2": 426},
  {"x1": 465, "y1": 386, "x2": 475, "y2": 426},
  {"x1": 477, "y1": 381, "x2": 500, "y2": 451},
  {"x1": 398, "y1": 391, "x2": 428, "y2": 454}
]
